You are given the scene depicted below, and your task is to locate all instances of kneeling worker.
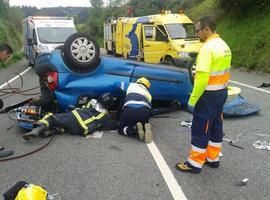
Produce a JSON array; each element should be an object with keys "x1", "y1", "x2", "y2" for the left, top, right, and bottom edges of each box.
[
  {"x1": 23, "y1": 93, "x2": 115, "y2": 140},
  {"x1": 118, "y1": 77, "x2": 153, "y2": 143}
]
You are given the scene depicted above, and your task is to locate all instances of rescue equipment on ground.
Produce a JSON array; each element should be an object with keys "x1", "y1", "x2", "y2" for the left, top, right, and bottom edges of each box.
[{"x1": 3, "y1": 181, "x2": 58, "y2": 200}]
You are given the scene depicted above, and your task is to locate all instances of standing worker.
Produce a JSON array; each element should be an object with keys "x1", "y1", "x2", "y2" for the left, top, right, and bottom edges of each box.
[
  {"x1": 176, "y1": 16, "x2": 232, "y2": 174},
  {"x1": 0, "y1": 43, "x2": 14, "y2": 158},
  {"x1": 23, "y1": 93, "x2": 116, "y2": 140},
  {"x1": 118, "y1": 77, "x2": 153, "y2": 143}
]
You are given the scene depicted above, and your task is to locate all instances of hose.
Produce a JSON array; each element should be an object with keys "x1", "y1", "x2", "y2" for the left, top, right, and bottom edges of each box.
[{"x1": 0, "y1": 135, "x2": 55, "y2": 162}]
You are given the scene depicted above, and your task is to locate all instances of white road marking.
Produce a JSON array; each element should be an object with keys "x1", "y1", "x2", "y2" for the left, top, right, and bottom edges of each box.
[
  {"x1": 147, "y1": 142, "x2": 187, "y2": 200},
  {"x1": 230, "y1": 80, "x2": 270, "y2": 94},
  {"x1": 0, "y1": 67, "x2": 32, "y2": 89}
]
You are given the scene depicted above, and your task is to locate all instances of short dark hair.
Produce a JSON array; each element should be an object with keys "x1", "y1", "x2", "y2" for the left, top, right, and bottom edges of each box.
[
  {"x1": 0, "y1": 43, "x2": 13, "y2": 54},
  {"x1": 198, "y1": 16, "x2": 216, "y2": 31}
]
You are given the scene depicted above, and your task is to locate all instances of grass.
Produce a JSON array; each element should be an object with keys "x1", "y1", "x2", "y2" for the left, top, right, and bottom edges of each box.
[
  {"x1": 0, "y1": 17, "x2": 23, "y2": 69},
  {"x1": 187, "y1": 1, "x2": 270, "y2": 73},
  {"x1": 217, "y1": 14, "x2": 270, "y2": 73}
]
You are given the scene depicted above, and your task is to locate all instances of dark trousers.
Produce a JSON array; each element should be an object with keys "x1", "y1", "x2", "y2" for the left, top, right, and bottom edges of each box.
[
  {"x1": 191, "y1": 89, "x2": 228, "y2": 148},
  {"x1": 118, "y1": 106, "x2": 151, "y2": 137},
  {"x1": 49, "y1": 113, "x2": 83, "y2": 135}
]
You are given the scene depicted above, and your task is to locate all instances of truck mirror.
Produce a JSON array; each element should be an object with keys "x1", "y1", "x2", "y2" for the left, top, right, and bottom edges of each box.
[{"x1": 27, "y1": 38, "x2": 33, "y2": 46}]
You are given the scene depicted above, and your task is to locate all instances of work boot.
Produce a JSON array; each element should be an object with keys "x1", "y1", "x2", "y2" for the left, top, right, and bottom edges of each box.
[
  {"x1": 39, "y1": 127, "x2": 65, "y2": 138},
  {"x1": 144, "y1": 123, "x2": 153, "y2": 143},
  {"x1": 136, "y1": 122, "x2": 145, "y2": 141},
  {"x1": 0, "y1": 147, "x2": 14, "y2": 158},
  {"x1": 22, "y1": 126, "x2": 48, "y2": 141},
  {"x1": 175, "y1": 162, "x2": 201, "y2": 174},
  {"x1": 204, "y1": 160, "x2": 219, "y2": 168}
]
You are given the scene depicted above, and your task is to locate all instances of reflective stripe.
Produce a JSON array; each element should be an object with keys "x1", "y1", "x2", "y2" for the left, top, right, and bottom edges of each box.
[
  {"x1": 188, "y1": 148, "x2": 207, "y2": 168},
  {"x1": 72, "y1": 110, "x2": 106, "y2": 135},
  {"x1": 124, "y1": 100, "x2": 151, "y2": 108},
  {"x1": 205, "y1": 83, "x2": 228, "y2": 91},
  {"x1": 39, "y1": 112, "x2": 53, "y2": 127},
  {"x1": 207, "y1": 157, "x2": 219, "y2": 162},
  {"x1": 86, "y1": 101, "x2": 92, "y2": 108},
  {"x1": 187, "y1": 158, "x2": 203, "y2": 168},
  {"x1": 210, "y1": 68, "x2": 230, "y2": 76},
  {"x1": 126, "y1": 83, "x2": 152, "y2": 102},
  {"x1": 84, "y1": 112, "x2": 105, "y2": 124},
  {"x1": 207, "y1": 142, "x2": 222, "y2": 161},
  {"x1": 123, "y1": 126, "x2": 128, "y2": 135},
  {"x1": 72, "y1": 110, "x2": 88, "y2": 134},
  {"x1": 191, "y1": 145, "x2": 206, "y2": 153},
  {"x1": 208, "y1": 141, "x2": 222, "y2": 147}
]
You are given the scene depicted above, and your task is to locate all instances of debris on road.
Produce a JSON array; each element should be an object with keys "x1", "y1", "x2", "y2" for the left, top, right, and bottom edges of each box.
[
  {"x1": 257, "y1": 82, "x2": 270, "y2": 88},
  {"x1": 235, "y1": 178, "x2": 249, "y2": 186},
  {"x1": 180, "y1": 120, "x2": 192, "y2": 128},
  {"x1": 223, "y1": 132, "x2": 245, "y2": 150},
  {"x1": 86, "y1": 131, "x2": 103, "y2": 139},
  {"x1": 253, "y1": 140, "x2": 270, "y2": 151}
]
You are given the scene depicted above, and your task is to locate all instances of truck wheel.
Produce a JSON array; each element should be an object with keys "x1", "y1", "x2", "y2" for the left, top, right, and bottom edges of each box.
[
  {"x1": 63, "y1": 32, "x2": 101, "y2": 74},
  {"x1": 164, "y1": 57, "x2": 175, "y2": 65}
]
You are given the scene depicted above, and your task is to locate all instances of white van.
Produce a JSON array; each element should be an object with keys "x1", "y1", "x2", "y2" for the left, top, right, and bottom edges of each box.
[{"x1": 22, "y1": 16, "x2": 77, "y2": 66}]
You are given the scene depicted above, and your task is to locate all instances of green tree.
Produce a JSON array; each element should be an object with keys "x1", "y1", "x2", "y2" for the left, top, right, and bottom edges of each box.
[{"x1": 218, "y1": 0, "x2": 270, "y2": 16}]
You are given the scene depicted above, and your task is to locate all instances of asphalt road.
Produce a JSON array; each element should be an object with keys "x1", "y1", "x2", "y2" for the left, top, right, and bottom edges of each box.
[{"x1": 0, "y1": 58, "x2": 270, "y2": 200}]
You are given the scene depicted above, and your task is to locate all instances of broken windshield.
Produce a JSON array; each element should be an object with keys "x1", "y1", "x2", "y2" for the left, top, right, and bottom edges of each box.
[
  {"x1": 165, "y1": 23, "x2": 196, "y2": 39},
  {"x1": 37, "y1": 27, "x2": 76, "y2": 44}
]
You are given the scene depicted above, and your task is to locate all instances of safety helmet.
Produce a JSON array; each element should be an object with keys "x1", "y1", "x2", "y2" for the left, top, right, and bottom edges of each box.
[
  {"x1": 98, "y1": 93, "x2": 114, "y2": 109},
  {"x1": 136, "y1": 77, "x2": 151, "y2": 89},
  {"x1": 15, "y1": 184, "x2": 47, "y2": 200}
]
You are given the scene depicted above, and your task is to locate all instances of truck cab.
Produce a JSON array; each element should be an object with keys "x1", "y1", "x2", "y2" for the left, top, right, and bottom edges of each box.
[
  {"x1": 104, "y1": 10, "x2": 202, "y2": 65},
  {"x1": 22, "y1": 16, "x2": 77, "y2": 66}
]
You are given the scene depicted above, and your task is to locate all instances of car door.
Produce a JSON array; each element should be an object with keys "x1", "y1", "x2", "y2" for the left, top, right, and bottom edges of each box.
[
  {"x1": 142, "y1": 25, "x2": 168, "y2": 63},
  {"x1": 130, "y1": 62, "x2": 193, "y2": 105}
]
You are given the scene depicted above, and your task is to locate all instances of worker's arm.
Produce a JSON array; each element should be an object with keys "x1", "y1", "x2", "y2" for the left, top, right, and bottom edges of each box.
[{"x1": 188, "y1": 71, "x2": 209, "y2": 107}]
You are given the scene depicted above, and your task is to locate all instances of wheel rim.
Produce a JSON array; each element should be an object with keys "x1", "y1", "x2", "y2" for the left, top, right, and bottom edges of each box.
[{"x1": 70, "y1": 37, "x2": 96, "y2": 63}]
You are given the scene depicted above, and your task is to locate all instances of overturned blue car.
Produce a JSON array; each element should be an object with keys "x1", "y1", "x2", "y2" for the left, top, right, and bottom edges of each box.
[{"x1": 33, "y1": 32, "x2": 259, "y2": 117}]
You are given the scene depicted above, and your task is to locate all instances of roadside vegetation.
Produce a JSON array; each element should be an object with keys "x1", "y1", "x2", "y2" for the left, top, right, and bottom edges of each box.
[
  {"x1": 85, "y1": 0, "x2": 270, "y2": 73},
  {"x1": 0, "y1": 1, "x2": 23, "y2": 68}
]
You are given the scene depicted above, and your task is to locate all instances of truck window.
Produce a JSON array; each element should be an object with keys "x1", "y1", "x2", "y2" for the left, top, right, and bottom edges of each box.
[
  {"x1": 156, "y1": 25, "x2": 168, "y2": 42},
  {"x1": 165, "y1": 23, "x2": 196, "y2": 39},
  {"x1": 33, "y1": 30, "x2": 37, "y2": 45},
  {"x1": 144, "y1": 26, "x2": 154, "y2": 41},
  {"x1": 37, "y1": 27, "x2": 76, "y2": 44}
]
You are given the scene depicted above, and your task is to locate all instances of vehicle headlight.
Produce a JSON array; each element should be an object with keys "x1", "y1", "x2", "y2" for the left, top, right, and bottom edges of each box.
[{"x1": 178, "y1": 52, "x2": 190, "y2": 57}]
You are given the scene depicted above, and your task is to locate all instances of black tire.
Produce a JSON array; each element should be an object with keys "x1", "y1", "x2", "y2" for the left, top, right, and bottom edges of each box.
[
  {"x1": 164, "y1": 56, "x2": 175, "y2": 66},
  {"x1": 63, "y1": 32, "x2": 101, "y2": 74}
]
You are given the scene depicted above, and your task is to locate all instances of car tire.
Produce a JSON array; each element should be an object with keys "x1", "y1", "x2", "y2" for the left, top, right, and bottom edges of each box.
[{"x1": 63, "y1": 32, "x2": 101, "y2": 74}]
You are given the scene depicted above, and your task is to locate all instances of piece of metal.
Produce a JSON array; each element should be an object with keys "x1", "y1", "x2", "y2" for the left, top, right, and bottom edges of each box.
[{"x1": 223, "y1": 132, "x2": 245, "y2": 149}]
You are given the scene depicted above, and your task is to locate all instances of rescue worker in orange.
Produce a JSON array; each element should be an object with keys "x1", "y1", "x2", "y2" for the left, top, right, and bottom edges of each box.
[{"x1": 176, "y1": 16, "x2": 232, "y2": 173}]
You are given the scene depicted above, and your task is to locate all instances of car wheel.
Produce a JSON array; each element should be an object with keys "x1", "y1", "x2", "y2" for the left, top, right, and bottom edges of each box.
[{"x1": 63, "y1": 32, "x2": 101, "y2": 74}]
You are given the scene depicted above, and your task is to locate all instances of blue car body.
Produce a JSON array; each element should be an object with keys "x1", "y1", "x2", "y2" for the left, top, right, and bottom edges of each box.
[{"x1": 36, "y1": 51, "x2": 193, "y2": 112}]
